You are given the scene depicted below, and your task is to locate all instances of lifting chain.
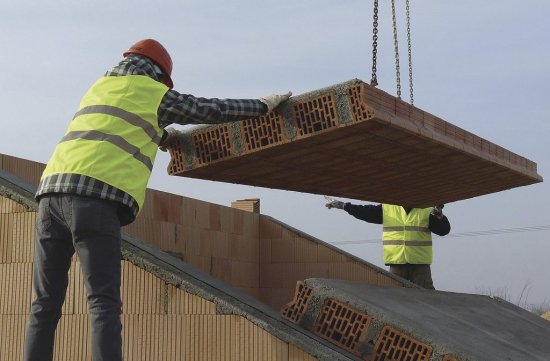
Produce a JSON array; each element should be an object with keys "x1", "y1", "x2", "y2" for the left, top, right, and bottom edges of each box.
[
  {"x1": 369, "y1": 0, "x2": 415, "y2": 104},
  {"x1": 406, "y1": 0, "x2": 414, "y2": 105},
  {"x1": 370, "y1": 0, "x2": 379, "y2": 86},
  {"x1": 390, "y1": 0, "x2": 402, "y2": 99}
]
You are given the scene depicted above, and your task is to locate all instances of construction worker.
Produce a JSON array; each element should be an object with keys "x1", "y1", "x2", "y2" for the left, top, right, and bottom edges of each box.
[
  {"x1": 325, "y1": 200, "x2": 450, "y2": 289},
  {"x1": 24, "y1": 39, "x2": 291, "y2": 361}
]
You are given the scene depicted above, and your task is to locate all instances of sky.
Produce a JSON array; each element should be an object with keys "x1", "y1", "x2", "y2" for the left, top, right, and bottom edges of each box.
[{"x1": 1, "y1": 0, "x2": 549, "y2": 307}]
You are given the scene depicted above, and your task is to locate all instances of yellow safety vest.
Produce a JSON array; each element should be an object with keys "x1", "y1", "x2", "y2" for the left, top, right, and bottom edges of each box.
[
  {"x1": 382, "y1": 204, "x2": 433, "y2": 264},
  {"x1": 41, "y1": 75, "x2": 169, "y2": 213}
]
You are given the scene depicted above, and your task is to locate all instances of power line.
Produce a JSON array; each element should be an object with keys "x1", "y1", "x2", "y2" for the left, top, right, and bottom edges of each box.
[{"x1": 330, "y1": 224, "x2": 550, "y2": 246}]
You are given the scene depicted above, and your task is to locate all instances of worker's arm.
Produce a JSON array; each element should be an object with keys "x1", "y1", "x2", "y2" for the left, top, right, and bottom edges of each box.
[
  {"x1": 326, "y1": 199, "x2": 383, "y2": 224},
  {"x1": 344, "y1": 203, "x2": 383, "y2": 224},
  {"x1": 158, "y1": 90, "x2": 291, "y2": 127},
  {"x1": 105, "y1": 55, "x2": 290, "y2": 127},
  {"x1": 429, "y1": 206, "x2": 451, "y2": 236}
]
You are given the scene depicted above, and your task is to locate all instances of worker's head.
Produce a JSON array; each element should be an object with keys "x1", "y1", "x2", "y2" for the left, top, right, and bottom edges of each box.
[{"x1": 123, "y1": 39, "x2": 174, "y2": 88}]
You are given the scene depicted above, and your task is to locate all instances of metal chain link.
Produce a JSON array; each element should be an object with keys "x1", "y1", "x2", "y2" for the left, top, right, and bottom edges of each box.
[
  {"x1": 370, "y1": 0, "x2": 379, "y2": 86},
  {"x1": 406, "y1": 0, "x2": 414, "y2": 105},
  {"x1": 391, "y1": 0, "x2": 401, "y2": 99}
]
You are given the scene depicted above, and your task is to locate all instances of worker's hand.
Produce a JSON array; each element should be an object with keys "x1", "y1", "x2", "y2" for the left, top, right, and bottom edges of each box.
[
  {"x1": 259, "y1": 91, "x2": 292, "y2": 112},
  {"x1": 431, "y1": 204, "x2": 445, "y2": 219},
  {"x1": 159, "y1": 127, "x2": 178, "y2": 152},
  {"x1": 326, "y1": 200, "x2": 345, "y2": 210}
]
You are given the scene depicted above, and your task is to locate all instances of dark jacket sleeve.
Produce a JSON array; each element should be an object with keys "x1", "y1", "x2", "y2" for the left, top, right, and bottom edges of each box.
[
  {"x1": 345, "y1": 203, "x2": 451, "y2": 236},
  {"x1": 343, "y1": 203, "x2": 383, "y2": 224},
  {"x1": 429, "y1": 214, "x2": 451, "y2": 236}
]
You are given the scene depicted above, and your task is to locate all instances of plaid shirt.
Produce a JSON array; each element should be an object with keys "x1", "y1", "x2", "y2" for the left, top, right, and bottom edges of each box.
[{"x1": 37, "y1": 55, "x2": 268, "y2": 225}]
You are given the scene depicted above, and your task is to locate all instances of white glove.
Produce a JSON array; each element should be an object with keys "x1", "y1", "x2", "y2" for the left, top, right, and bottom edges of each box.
[
  {"x1": 326, "y1": 200, "x2": 345, "y2": 210},
  {"x1": 324, "y1": 196, "x2": 346, "y2": 210},
  {"x1": 159, "y1": 127, "x2": 178, "y2": 152},
  {"x1": 431, "y1": 204, "x2": 445, "y2": 219},
  {"x1": 259, "y1": 91, "x2": 292, "y2": 112}
]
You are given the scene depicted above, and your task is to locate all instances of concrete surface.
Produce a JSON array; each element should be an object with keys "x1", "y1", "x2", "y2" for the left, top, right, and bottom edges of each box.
[{"x1": 299, "y1": 278, "x2": 550, "y2": 361}]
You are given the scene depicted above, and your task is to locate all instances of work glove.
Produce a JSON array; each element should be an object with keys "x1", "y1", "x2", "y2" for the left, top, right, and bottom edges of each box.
[
  {"x1": 259, "y1": 91, "x2": 292, "y2": 112},
  {"x1": 431, "y1": 204, "x2": 445, "y2": 219},
  {"x1": 324, "y1": 196, "x2": 346, "y2": 210},
  {"x1": 159, "y1": 127, "x2": 178, "y2": 152}
]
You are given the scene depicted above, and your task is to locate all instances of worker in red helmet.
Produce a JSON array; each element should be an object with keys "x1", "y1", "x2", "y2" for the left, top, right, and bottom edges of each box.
[
  {"x1": 24, "y1": 38, "x2": 291, "y2": 361},
  {"x1": 325, "y1": 199, "x2": 450, "y2": 289}
]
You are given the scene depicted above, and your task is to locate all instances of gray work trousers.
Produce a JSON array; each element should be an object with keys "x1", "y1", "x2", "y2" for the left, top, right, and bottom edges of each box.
[
  {"x1": 389, "y1": 264, "x2": 435, "y2": 290},
  {"x1": 24, "y1": 194, "x2": 123, "y2": 361}
]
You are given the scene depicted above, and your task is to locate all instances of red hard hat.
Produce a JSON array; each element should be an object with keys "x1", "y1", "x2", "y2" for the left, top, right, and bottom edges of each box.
[{"x1": 123, "y1": 39, "x2": 174, "y2": 88}]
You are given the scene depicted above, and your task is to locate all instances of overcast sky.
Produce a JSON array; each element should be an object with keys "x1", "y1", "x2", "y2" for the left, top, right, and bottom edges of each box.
[{"x1": 1, "y1": 0, "x2": 549, "y2": 307}]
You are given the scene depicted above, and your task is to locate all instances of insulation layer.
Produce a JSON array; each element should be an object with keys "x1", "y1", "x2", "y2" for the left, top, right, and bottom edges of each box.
[{"x1": 167, "y1": 79, "x2": 542, "y2": 207}]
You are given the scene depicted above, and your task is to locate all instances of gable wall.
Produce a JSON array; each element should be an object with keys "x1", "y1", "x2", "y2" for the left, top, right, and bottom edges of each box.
[{"x1": 0, "y1": 196, "x2": 318, "y2": 360}]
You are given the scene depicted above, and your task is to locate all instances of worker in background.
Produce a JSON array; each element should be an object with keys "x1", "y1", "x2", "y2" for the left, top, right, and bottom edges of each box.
[
  {"x1": 24, "y1": 39, "x2": 291, "y2": 361},
  {"x1": 325, "y1": 199, "x2": 450, "y2": 289}
]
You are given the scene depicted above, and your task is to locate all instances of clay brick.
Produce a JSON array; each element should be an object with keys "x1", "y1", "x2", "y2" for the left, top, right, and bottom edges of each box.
[
  {"x1": 229, "y1": 233, "x2": 258, "y2": 263},
  {"x1": 242, "y1": 211, "x2": 259, "y2": 238},
  {"x1": 259, "y1": 263, "x2": 287, "y2": 288},
  {"x1": 231, "y1": 208, "x2": 244, "y2": 235},
  {"x1": 212, "y1": 231, "x2": 230, "y2": 259},
  {"x1": 211, "y1": 257, "x2": 232, "y2": 283},
  {"x1": 271, "y1": 288, "x2": 297, "y2": 313},
  {"x1": 291, "y1": 263, "x2": 330, "y2": 283},
  {"x1": 192, "y1": 123, "x2": 233, "y2": 166},
  {"x1": 347, "y1": 84, "x2": 375, "y2": 123},
  {"x1": 240, "y1": 111, "x2": 287, "y2": 151},
  {"x1": 291, "y1": 92, "x2": 339, "y2": 137},
  {"x1": 259, "y1": 216, "x2": 283, "y2": 239},
  {"x1": 313, "y1": 298, "x2": 371, "y2": 356},
  {"x1": 0, "y1": 196, "x2": 27, "y2": 214},
  {"x1": 209, "y1": 204, "x2": 221, "y2": 232},
  {"x1": 1, "y1": 153, "x2": 45, "y2": 185},
  {"x1": 167, "y1": 137, "x2": 186, "y2": 175},
  {"x1": 150, "y1": 190, "x2": 182, "y2": 223},
  {"x1": 294, "y1": 236, "x2": 318, "y2": 263},
  {"x1": 259, "y1": 236, "x2": 271, "y2": 264},
  {"x1": 371, "y1": 325, "x2": 432, "y2": 361},
  {"x1": 230, "y1": 198, "x2": 260, "y2": 213},
  {"x1": 281, "y1": 281, "x2": 313, "y2": 324},
  {"x1": 199, "y1": 229, "x2": 213, "y2": 257},
  {"x1": 317, "y1": 244, "x2": 348, "y2": 263},
  {"x1": 231, "y1": 261, "x2": 259, "y2": 288},
  {"x1": 216, "y1": 206, "x2": 232, "y2": 234},
  {"x1": 271, "y1": 236, "x2": 295, "y2": 263}
]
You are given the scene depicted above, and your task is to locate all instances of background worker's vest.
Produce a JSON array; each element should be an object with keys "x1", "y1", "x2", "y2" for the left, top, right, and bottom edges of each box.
[
  {"x1": 382, "y1": 204, "x2": 433, "y2": 264},
  {"x1": 41, "y1": 75, "x2": 169, "y2": 213}
]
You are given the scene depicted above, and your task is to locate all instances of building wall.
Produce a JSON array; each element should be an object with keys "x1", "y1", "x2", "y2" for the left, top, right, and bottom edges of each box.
[
  {"x1": 0, "y1": 194, "x2": 317, "y2": 360},
  {"x1": 0, "y1": 153, "x2": 405, "y2": 314},
  {"x1": 258, "y1": 216, "x2": 404, "y2": 310},
  {"x1": 124, "y1": 189, "x2": 261, "y2": 298}
]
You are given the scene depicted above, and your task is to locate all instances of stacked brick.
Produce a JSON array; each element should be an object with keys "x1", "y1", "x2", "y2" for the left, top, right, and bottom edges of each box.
[
  {"x1": 280, "y1": 281, "x2": 448, "y2": 360},
  {"x1": 281, "y1": 279, "x2": 550, "y2": 361},
  {"x1": 167, "y1": 79, "x2": 542, "y2": 208}
]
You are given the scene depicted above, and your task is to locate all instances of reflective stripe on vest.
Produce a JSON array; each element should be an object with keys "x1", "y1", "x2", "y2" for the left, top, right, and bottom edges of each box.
[
  {"x1": 382, "y1": 204, "x2": 433, "y2": 264},
  {"x1": 382, "y1": 240, "x2": 433, "y2": 246},
  {"x1": 73, "y1": 105, "x2": 163, "y2": 145},
  {"x1": 382, "y1": 226, "x2": 430, "y2": 232},
  {"x1": 41, "y1": 75, "x2": 168, "y2": 213},
  {"x1": 60, "y1": 130, "x2": 154, "y2": 171}
]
